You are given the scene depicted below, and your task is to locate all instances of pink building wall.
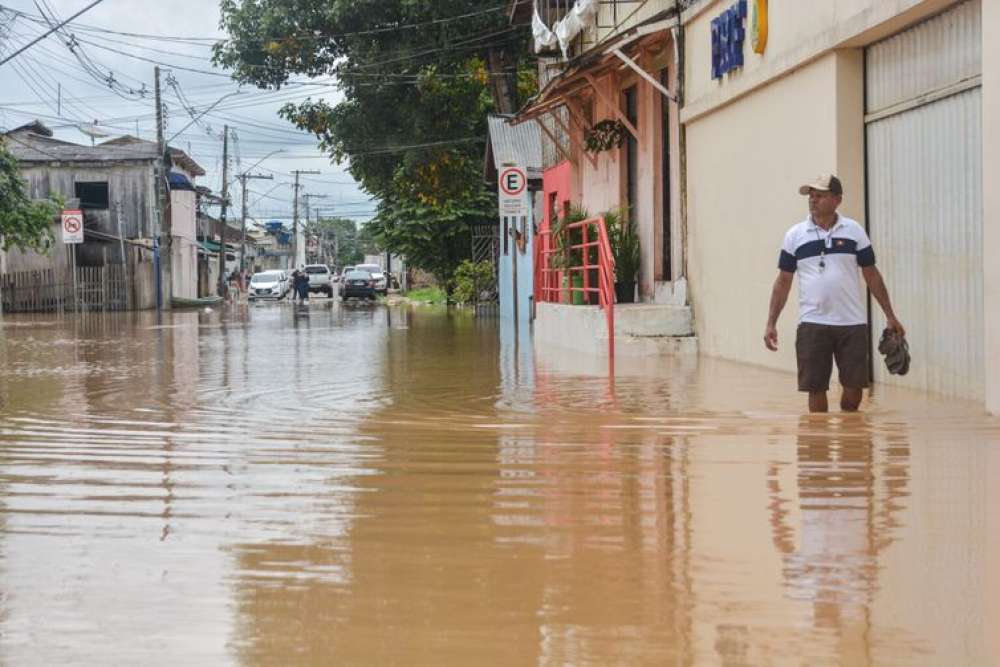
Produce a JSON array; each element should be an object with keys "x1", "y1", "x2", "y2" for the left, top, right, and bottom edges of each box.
[
  {"x1": 542, "y1": 160, "x2": 574, "y2": 234},
  {"x1": 537, "y1": 35, "x2": 681, "y2": 302}
]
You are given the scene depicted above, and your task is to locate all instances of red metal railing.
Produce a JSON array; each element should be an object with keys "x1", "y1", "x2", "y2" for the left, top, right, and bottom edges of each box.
[{"x1": 534, "y1": 215, "x2": 615, "y2": 360}]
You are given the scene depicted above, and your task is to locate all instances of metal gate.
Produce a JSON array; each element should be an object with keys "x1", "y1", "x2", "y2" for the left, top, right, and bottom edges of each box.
[
  {"x1": 865, "y1": 0, "x2": 983, "y2": 399},
  {"x1": 471, "y1": 224, "x2": 499, "y2": 277}
]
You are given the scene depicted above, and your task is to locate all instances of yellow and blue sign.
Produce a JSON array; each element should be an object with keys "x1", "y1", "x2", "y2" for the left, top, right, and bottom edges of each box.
[
  {"x1": 751, "y1": 0, "x2": 768, "y2": 54},
  {"x1": 711, "y1": 0, "x2": 747, "y2": 79}
]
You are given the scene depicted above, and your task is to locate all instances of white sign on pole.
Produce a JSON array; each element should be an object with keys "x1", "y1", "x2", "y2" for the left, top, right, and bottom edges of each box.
[
  {"x1": 61, "y1": 209, "x2": 84, "y2": 244},
  {"x1": 498, "y1": 164, "x2": 528, "y2": 218}
]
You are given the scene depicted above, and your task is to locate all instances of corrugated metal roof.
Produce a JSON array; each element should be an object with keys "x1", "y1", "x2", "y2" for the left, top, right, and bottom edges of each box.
[
  {"x1": 486, "y1": 114, "x2": 542, "y2": 180},
  {"x1": 3, "y1": 123, "x2": 205, "y2": 176},
  {"x1": 4, "y1": 130, "x2": 160, "y2": 163}
]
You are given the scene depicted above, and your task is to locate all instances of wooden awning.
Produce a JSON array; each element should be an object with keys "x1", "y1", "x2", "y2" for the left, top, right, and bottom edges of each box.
[
  {"x1": 510, "y1": 13, "x2": 679, "y2": 170},
  {"x1": 513, "y1": 15, "x2": 679, "y2": 128}
]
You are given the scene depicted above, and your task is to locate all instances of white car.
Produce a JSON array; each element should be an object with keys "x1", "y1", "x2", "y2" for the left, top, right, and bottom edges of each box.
[
  {"x1": 354, "y1": 263, "x2": 388, "y2": 295},
  {"x1": 303, "y1": 264, "x2": 334, "y2": 297},
  {"x1": 248, "y1": 270, "x2": 289, "y2": 300}
]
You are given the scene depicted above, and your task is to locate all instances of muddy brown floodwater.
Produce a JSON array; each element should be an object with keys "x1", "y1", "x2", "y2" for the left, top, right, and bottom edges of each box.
[{"x1": 1, "y1": 303, "x2": 998, "y2": 665}]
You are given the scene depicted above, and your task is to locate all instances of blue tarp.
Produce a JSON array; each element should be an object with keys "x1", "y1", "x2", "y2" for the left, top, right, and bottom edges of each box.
[{"x1": 168, "y1": 171, "x2": 196, "y2": 191}]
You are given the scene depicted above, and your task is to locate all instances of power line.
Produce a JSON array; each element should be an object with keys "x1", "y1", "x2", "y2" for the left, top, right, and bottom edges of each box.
[
  {"x1": 0, "y1": 0, "x2": 105, "y2": 66},
  {"x1": 45, "y1": 19, "x2": 518, "y2": 82},
  {"x1": 4, "y1": 3, "x2": 509, "y2": 45}
]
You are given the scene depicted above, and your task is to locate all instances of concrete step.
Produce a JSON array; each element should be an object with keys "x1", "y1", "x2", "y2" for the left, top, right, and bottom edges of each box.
[
  {"x1": 614, "y1": 303, "x2": 694, "y2": 338},
  {"x1": 534, "y1": 302, "x2": 697, "y2": 357}
]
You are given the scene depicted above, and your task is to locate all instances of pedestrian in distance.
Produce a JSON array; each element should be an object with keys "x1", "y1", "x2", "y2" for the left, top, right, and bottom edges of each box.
[
  {"x1": 294, "y1": 265, "x2": 310, "y2": 303},
  {"x1": 288, "y1": 268, "x2": 300, "y2": 302},
  {"x1": 764, "y1": 175, "x2": 905, "y2": 413}
]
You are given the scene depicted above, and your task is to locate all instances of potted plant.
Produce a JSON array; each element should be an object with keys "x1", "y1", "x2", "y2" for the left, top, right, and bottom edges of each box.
[
  {"x1": 584, "y1": 120, "x2": 627, "y2": 154},
  {"x1": 604, "y1": 207, "x2": 640, "y2": 303}
]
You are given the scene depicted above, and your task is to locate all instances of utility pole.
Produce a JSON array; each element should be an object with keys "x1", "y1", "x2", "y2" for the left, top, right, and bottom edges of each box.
[
  {"x1": 238, "y1": 172, "x2": 273, "y2": 277},
  {"x1": 301, "y1": 193, "x2": 327, "y2": 264},
  {"x1": 217, "y1": 125, "x2": 230, "y2": 295},
  {"x1": 154, "y1": 65, "x2": 168, "y2": 310},
  {"x1": 315, "y1": 208, "x2": 337, "y2": 268},
  {"x1": 291, "y1": 170, "x2": 320, "y2": 268}
]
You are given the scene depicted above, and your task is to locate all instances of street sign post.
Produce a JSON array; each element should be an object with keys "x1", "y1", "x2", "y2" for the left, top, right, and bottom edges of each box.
[
  {"x1": 498, "y1": 164, "x2": 528, "y2": 218},
  {"x1": 61, "y1": 209, "x2": 83, "y2": 312},
  {"x1": 61, "y1": 210, "x2": 84, "y2": 244}
]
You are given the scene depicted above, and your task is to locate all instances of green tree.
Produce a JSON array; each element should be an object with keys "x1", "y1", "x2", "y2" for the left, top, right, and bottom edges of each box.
[
  {"x1": 308, "y1": 216, "x2": 363, "y2": 268},
  {"x1": 214, "y1": 1, "x2": 535, "y2": 284},
  {"x1": 0, "y1": 140, "x2": 59, "y2": 252},
  {"x1": 356, "y1": 221, "x2": 382, "y2": 257}
]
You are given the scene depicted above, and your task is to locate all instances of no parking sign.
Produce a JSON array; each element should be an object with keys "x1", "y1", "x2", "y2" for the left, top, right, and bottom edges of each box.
[
  {"x1": 62, "y1": 210, "x2": 84, "y2": 244},
  {"x1": 498, "y1": 163, "x2": 528, "y2": 218}
]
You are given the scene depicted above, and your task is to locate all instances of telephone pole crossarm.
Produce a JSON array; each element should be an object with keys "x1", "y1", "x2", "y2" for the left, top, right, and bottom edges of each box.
[
  {"x1": 291, "y1": 170, "x2": 321, "y2": 268},
  {"x1": 301, "y1": 193, "x2": 328, "y2": 264}
]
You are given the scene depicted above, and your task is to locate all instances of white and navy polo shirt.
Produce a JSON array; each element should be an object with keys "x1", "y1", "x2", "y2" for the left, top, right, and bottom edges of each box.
[{"x1": 778, "y1": 215, "x2": 875, "y2": 326}]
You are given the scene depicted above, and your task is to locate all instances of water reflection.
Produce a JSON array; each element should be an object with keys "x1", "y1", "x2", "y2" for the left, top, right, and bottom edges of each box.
[
  {"x1": 767, "y1": 415, "x2": 911, "y2": 662},
  {"x1": 0, "y1": 306, "x2": 997, "y2": 664}
]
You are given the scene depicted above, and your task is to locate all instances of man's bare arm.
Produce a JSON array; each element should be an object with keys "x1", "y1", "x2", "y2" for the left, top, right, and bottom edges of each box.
[
  {"x1": 861, "y1": 265, "x2": 905, "y2": 336},
  {"x1": 764, "y1": 271, "x2": 794, "y2": 351}
]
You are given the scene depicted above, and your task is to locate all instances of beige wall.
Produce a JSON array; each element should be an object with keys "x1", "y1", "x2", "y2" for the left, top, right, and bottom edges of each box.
[
  {"x1": 171, "y1": 238, "x2": 198, "y2": 300},
  {"x1": 169, "y1": 190, "x2": 198, "y2": 299},
  {"x1": 170, "y1": 189, "x2": 197, "y2": 241},
  {"x1": 682, "y1": 0, "x2": 994, "y2": 405},
  {"x1": 683, "y1": 0, "x2": 959, "y2": 120},
  {"x1": 685, "y1": 52, "x2": 865, "y2": 370},
  {"x1": 984, "y1": 0, "x2": 1000, "y2": 416}
]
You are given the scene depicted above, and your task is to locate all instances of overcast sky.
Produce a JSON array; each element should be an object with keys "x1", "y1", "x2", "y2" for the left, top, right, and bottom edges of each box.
[{"x1": 0, "y1": 0, "x2": 374, "y2": 225}]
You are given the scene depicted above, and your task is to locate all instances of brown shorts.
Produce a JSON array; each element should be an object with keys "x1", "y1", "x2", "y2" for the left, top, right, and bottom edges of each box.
[{"x1": 795, "y1": 323, "x2": 869, "y2": 392}]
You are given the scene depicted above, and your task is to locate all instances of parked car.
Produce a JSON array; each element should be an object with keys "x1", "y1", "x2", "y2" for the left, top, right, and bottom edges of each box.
[
  {"x1": 303, "y1": 264, "x2": 334, "y2": 297},
  {"x1": 339, "y1": 269, "x2": 376, "y2": 301},
  {"x1": 354, "y1": 263, "x2": 388, "y2": 295},
  {"x1": 337, "y1": 266, "x2": 355, "y2": 296},
  {"x1": 248, "y1": 270, "x2": 289, "y2": 300}
]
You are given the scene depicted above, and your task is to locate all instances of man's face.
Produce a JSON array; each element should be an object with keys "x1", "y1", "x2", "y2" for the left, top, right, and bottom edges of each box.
[{"x1": 808, "y1": 189, "x2": 841, "y2": 218}]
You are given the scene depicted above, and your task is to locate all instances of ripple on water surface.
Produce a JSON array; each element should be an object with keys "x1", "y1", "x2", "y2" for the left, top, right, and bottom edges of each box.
[{"x1": 0, "y1": 306, "x2": 998, "y2": 665}]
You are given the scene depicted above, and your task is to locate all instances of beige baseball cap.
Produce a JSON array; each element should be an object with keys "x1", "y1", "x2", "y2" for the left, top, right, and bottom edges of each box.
[{"x1": 798, "y1": 174, "x2": 843, "y2": 196}]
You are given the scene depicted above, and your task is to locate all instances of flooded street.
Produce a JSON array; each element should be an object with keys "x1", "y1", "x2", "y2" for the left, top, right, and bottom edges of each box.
[{"x1": 1, "y1": 302, "x2": 998, "y2": 665}]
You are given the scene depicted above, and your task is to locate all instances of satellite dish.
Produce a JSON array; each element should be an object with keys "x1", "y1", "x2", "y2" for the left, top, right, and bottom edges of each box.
[{"x1": 78, "y1": 124, "x2": 110, "y2": 139}]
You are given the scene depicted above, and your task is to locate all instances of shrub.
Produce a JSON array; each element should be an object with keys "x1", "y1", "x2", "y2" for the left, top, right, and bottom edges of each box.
[
  {"x1": 604, "y1": 207, "x2": 640, "y2": 284},
  {"x1": 452, "y1": 259, "x2": 496, "y2": 304}
]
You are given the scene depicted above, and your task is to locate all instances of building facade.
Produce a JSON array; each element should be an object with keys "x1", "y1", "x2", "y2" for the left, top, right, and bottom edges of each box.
[
  {"x1": 680, "y1": 0, "x2": 996, "y2": 411},
  {"x1": 486, "y1": 114, "x2": 543, "y2": 325},
  {"x1": 518, "y1": 0, "x2": 684, "y2": 304},
  {"x1": 514, "y1": 0, "x2": 998, "y2": 413},
  {"x1": 2, "y1": 122, "x2": 206, "y2": 307}
]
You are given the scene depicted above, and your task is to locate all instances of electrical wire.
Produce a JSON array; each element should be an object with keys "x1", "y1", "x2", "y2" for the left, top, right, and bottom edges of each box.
[
  {"x1": 0, "y1": 2, "x2": 508, "y2": 210},
  {"x1": 2, "y1": 3, "x2": 509, "y2": 45}
]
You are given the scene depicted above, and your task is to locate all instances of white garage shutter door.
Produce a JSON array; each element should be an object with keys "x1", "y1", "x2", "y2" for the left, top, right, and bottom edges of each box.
[{"x1": 865, "y1": 0, "x2": 983, "y2": 399}]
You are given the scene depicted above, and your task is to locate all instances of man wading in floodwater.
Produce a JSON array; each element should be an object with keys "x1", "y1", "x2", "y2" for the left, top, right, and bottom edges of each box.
[{"x1": 764, "y1": 175, "x2": 905, "y2": 413}]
